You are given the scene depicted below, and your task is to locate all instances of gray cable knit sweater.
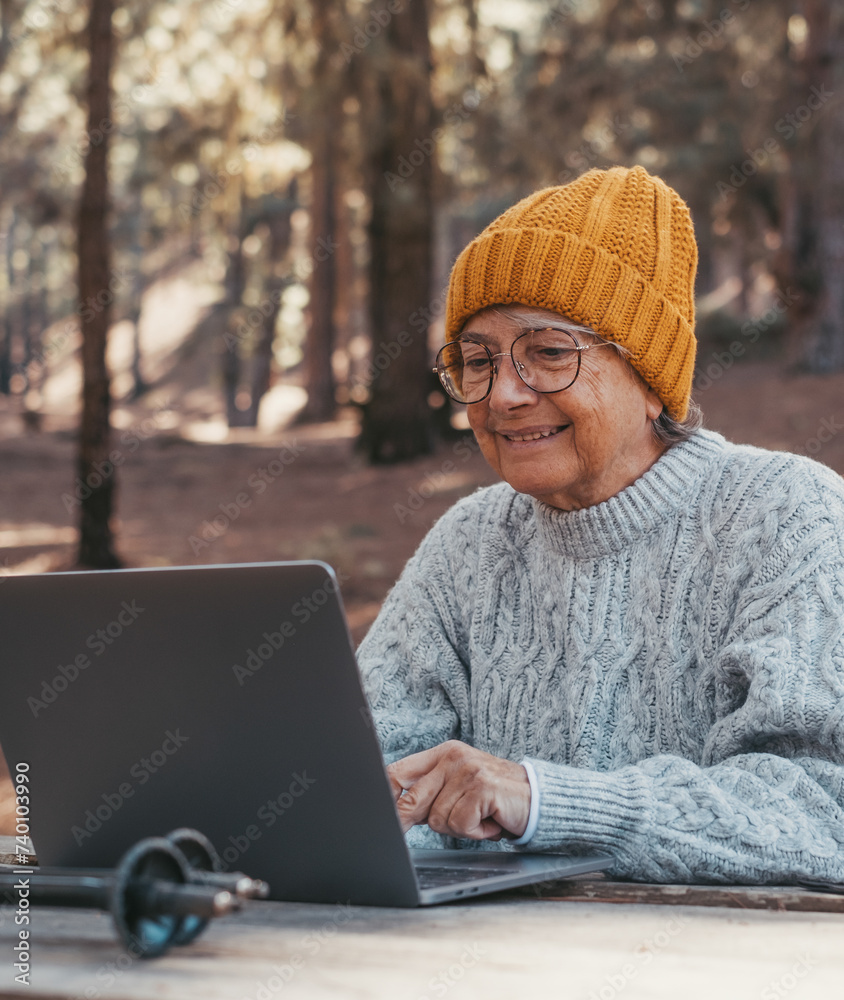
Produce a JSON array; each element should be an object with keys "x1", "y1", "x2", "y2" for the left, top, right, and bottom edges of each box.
[{"x1": 357, "y1": 429, "x2": 844, "y2": 884}]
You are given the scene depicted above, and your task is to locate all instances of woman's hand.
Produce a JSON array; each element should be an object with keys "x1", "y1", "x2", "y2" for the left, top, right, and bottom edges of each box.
[{"x1": 386, "y1": 740, "x2": 531, "y2": 841}]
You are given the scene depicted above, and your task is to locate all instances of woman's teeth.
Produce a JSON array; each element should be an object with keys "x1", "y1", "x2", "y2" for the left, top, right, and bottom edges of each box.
[{"x1": 504, "y1": 426, "x2": 565, "y2": 442}]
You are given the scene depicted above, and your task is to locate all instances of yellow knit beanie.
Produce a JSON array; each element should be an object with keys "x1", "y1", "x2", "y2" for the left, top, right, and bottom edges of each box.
[{"x1": 445, "y1": 165, "x2": 698, "y2": 421}]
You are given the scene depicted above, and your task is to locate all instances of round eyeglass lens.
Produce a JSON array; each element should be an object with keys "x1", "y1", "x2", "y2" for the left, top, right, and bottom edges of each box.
[
  {"x1": 435, "y1": 340, "x2": 492, "y2": 404},
  {"x1": 512, "y1": 328, "x2": 581, "y2": 392}
]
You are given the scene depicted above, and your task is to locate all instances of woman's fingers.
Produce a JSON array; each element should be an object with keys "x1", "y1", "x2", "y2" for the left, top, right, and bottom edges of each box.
[{"x1": 386, "y1": 740, "x2": 531, "y2": 840}]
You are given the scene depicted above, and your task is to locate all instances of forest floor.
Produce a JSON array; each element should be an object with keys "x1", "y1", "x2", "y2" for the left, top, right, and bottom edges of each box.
[{"x1": 2, "y1": 325, "x2": 844, "y2": 836}]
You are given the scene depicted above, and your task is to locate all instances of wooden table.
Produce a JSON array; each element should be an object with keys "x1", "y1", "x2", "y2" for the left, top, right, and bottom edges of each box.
[{"x1": 0, "y1": 844, "x2": 842, "y2": 999}]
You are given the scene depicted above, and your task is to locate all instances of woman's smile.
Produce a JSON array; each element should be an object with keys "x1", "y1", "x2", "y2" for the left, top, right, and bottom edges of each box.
[
  {"x1": 464, "y1": 305, "x2": 666, "y2": 511},
  {"x1": 496, "y1": 424, "x2": 570, "y2": 444}
]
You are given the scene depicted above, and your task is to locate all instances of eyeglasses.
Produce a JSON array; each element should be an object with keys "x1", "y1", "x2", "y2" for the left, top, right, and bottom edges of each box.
[{"x1": 433, "y1": 327, "x2": 617, "y2": 405}]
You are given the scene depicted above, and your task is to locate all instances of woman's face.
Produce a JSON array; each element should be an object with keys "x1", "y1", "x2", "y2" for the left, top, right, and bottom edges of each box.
[{"x1": 463, "y1": 305, "x2": 667, "y2": 511}]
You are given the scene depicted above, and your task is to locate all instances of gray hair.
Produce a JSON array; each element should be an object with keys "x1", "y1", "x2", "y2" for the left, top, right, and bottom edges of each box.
[
  {"x1": 590, "y1": 334, "x2": 703, "y2": 446},
  {"x1": 482, "y1": 306, "x2": 703, "y2": 447}
]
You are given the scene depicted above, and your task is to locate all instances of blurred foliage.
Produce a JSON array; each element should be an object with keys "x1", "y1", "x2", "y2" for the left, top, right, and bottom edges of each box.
[{"x1": 0, "y1": 0, "x2": 842, "y2": 431}]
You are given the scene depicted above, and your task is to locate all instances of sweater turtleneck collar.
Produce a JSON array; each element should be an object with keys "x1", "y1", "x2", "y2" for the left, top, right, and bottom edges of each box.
[{"x1": 529, "y1": 429, "x2": 727, "y2": 559}]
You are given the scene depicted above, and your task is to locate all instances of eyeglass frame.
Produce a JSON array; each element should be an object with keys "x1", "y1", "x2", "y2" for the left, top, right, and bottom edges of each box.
[{"x1": 432, "y1": 326, "x2": 618, "y2": 405}]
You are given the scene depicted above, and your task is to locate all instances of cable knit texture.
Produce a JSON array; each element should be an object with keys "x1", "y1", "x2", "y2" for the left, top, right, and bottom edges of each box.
[{"x1": 357, "y1": 430, "x2": 844, "y2": 884}]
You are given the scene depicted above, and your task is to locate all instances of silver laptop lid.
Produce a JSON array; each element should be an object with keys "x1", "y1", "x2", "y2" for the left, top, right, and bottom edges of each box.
[{"x1": 0, "y1": 562, "x2": 422, "y2": 905}]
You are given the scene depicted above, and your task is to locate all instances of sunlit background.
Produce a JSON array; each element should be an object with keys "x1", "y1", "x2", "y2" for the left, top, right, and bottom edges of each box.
[{"x1": 1, "y1": 0, "x2": 843, "y2": 603}]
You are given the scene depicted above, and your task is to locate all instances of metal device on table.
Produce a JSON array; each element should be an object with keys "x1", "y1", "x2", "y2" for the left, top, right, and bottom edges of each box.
[{"x1": 0, "y1": 828, "x2": 269, "y2": 958}]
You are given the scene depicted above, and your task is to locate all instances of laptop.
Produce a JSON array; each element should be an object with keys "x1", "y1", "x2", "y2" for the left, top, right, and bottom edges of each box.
[{"x1": 0, "y1": 561, "x2": 612, "y2": 905}]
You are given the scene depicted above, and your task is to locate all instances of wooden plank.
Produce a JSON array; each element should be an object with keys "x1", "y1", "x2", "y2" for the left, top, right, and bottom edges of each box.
[
  {"x1": 2, "y1": 837, "x2": 841, "y2": 912},
  {"x1": 0, "y1": 894, "x2": 842, "y2": 999},
  {"x1": 518, "y1": 874, "x2": 844, "y2": 913},
  {"x1": 1, "y1": 828, "x2": 843, "y2": 997},
  {"x1": 0, "y1": 836, "x2": 35, "y2": 868}
]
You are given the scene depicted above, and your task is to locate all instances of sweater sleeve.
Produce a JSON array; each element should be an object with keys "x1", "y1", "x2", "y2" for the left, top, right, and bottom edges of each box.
[
  {"x1": 520, "y1": 468, "x2": 844, "y2": 885},
  {"x1": 357, "y1": 498, "x2": 485, "y2": 850},
  {"x1": 356, "y1": 499, "x2": 479, "y2": 766}
]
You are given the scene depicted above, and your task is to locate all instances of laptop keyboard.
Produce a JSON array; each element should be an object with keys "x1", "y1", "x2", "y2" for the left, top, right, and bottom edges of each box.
[{"x1": 414, "y1": 864, "x2": 518, "y2": 888}]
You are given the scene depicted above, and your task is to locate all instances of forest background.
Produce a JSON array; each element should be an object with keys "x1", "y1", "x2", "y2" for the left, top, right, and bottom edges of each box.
[{"x1": 1, "y1": 0, "x2": 844, "y2": 832}]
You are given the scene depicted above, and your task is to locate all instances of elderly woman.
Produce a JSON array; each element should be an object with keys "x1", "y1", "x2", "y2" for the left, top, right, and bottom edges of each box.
[{"x1": 357, "y1": 165, "x2": 844, "y2": 885}]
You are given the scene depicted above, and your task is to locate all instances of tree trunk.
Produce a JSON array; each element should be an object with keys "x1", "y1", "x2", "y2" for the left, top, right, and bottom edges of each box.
[
  {"x1": 358, "y1": 0, "x2": 436, "y2": 463},
  {"x1": 76, "y1": 0, "x2": 119, "y2": 568},
  {"x1": 0, "y1": 0, "x2": 12, "y2": 75},
  {"x1": 0, "y1": 211, "x2": 14, "y2": 395},
  {"x1": 221, "y1": 223, "x2": 247, "y2": 427},
  {"x1": 218, "y1": 161, "x2": 249, "y2": 427},
  {"x1": 298, "y1": 1, "x2": 340, "y2": 425},
  {"x1": 300, "y1": 125, "x2": 338, "y2": 423},
  {"x1": 785, "y1": 0, "x2": 844, "y2": 372},
  {"x1": 126, "y1": 228, "x2": 147, "y2": 400},
  {"x1": 21, "y1": 233, "x2": 47, "y2": 430},
  {"x1": 808, "y1": 0, "x2": 844, "y2": 371},
  {"x1": 244, "y1": 199, "x2": 293, "y2": 427}
]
